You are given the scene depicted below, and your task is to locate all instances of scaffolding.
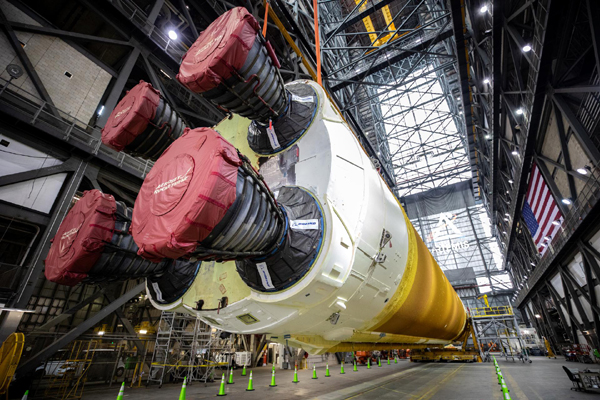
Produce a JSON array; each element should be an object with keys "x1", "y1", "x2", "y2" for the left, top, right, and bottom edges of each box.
[
  {"x1": 146, "y1": 312, "x2": 233, "y2": 387},
  {"x1": 44, "y1": 340, "x2": 97, "y2": 400},
  {"x1": 471, "y1": 305, "x2": 530, "y2": 363}
]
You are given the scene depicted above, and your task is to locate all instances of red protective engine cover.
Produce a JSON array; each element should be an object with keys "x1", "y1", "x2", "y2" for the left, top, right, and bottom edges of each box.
[
  {"x1": 131, "y1": 128, "x2": 241, "y2": 261},
  {"x1": 101, "y1": 81, "x2": 160, "y2": 151},
  {"x1": 176, "y1": 7, "x2": 260, "y2": 93},
  {"x1": 45, "y1": 190, "x2": 116, "y2": 286}
]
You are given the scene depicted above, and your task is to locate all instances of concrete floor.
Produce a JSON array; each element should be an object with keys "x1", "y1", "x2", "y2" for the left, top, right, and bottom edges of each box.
[{"x1": 80, "y1": 357, "x2": 598, "y2": 400}]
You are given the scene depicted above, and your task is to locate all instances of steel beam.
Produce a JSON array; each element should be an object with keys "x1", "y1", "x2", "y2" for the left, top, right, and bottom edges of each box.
[
  {"x1": 96, "y1": 48, "x2": 141, "y2": 128},
  {"x1": 27, "y1": 288, "x2": 106, "y2": 335},
  {"x1": 0, "y1": 201, "x2": 49, "y2": 226},
  {"x1": 0, "y1": 158, "x2": 76, "y2": 187},
  {"x1": 551, "y1": 94, "x2": 600, "y2": 165},
  {"x1": 3, "y1": 22, "x2": 132, "y2": 46},
  {"x1": 16, "y1": 282, "x2": 145, "y2": 377},
  {"x1": 0, "y1": 8, "x2": 58, "y2": 116}
]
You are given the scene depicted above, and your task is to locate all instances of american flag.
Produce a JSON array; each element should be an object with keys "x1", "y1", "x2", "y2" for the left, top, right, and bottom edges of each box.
[{"x1": 522, "y1": 163, "x2": 563, "y2": 255}]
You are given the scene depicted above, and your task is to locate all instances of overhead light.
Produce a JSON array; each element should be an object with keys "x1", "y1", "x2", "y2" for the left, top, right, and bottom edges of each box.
[
  {"x1": 459, "y1": 111, "x2": 463, "y2": 115},
  {"x1": 561, "y1": 198, "x2": 572, "y2": 205},
  {"x1": 522, "y1": 44, "x2": 532, "y2": 52},
  {"x1": 508, "y1": 179, "x2": 514, "y2": 183},
  {"x1": 524, "y1": 275, "x2": 527, "y2": 279},
  {"x1": 552, "y1": 220, "x2": 561, "y2": 226},
  {"x1": 502, "y1": 231, "x2": 507, "y2": 235},
  {"x1": 485, "y1": 134, "x2": 491, "y2": 139},
  {"x1": 483, "y1": 78, "x2": 490, "y2": 84},
  {"x1": 577, "y1": 166, "x2": 590, "y2": 175},
  {"x1": 505, "y1": 213, "x2": 510, "y2": 216},
  {"x1": 457, "y1": 96, "x2": 461, "y2": 100},
  {"x1": 336, "y1": 300, "x2": 347, "y2": 309},
  {"x1": 540, "y1": 243, "x2": 546, "y2": 247},
  {"x1": 535, "y1": 314, "x2": 541, "y2": 318},
  {"x1": 512, "y1": 150, "x2": 519, "y2": 155},
  {"x1": 98, "y1": 331, "x2": 105, "y2": 336},
  {"x1": 504, "y1": 217, "x2": 508, "y2": 221},
  {"x1": 139, "y1": 329, "x2": 148, "y2": 335},
  {"x1": 516, "y1": 108, "x2": 523, "y2": 115},
  {"x1": 98, "y1": 105, "x2": 104, "y2": 116},
  {"x1": 544, "y1": 236, "x2": 551, "y2": 241},
  {"x1": 480, "y1": 5, "x2": 488, "y2": 13},
  {"x1": 531, "y1": 262, "x2": 536, "y2": 266},
  {"x1": 168, "y1": 30, "x2": 178, "y2": 40}
]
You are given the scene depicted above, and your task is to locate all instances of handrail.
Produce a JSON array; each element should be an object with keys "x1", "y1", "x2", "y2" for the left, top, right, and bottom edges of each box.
[{"x1": 0, "y1": 77, "x2": 153, "y2": 178}]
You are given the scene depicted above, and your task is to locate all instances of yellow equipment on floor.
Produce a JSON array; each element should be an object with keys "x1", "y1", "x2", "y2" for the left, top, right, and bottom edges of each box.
[{"x1": 0, "y1": 332, "x2": 25, "y2": 396}]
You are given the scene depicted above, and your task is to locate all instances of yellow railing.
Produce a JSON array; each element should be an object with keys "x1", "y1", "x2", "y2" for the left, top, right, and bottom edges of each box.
[{"x1": 470, "y1": 306, "x2": 514, "y2": 318}]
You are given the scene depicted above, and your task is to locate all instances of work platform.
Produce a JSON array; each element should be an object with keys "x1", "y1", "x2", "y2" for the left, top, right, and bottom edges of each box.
[{"x1": 79, "y1": 357, "x2": 589, "y2": 400}]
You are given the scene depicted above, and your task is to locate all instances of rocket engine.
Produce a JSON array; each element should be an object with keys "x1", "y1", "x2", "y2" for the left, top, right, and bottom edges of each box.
[{"x1": 45, "y1": 7, "x2": 468, "y2": 354}]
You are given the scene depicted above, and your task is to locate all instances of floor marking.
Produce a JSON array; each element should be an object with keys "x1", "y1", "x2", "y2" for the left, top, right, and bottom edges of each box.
[
  {"x1": 503, "y1": 369, "x2": 529, "y2": 400},
  {"x1": 331, "y1": 364, "x2": 432, "y2": 400},
  {"x1": 377, "y1": 385, "x2": 419, "y2": 398},
  {"x1": 415, "y1": 364, "x2": 465, "y2": 400}
]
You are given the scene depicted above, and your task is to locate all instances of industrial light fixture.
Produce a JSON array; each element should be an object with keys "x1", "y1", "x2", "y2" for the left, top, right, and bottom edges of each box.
[
  {"x1": 506, "y1": 190, "x2": 510, "y2": 194},
  {"x1": 485, "y1": 134, "x2": 491, "y2": 139},
  {"x1": 502, "y1": 231, "x2": 507, "y2": 235},
  {"x1": 98, "y1": 105, "x2": 104, "y2": 116},
  {"x1": 524, "y1": 275, "x2": 527, "y2": 279},
  {"x1": 98, "y1": 331, "x2": 105, "y2": 336},
  {"x1": 508, "y1": 179, "x2": 514, "y2": 183},
  {"x1": 561, "y1": 198, "x2": 572, "y2": 205},
  {"x1": 139, "y1": 329, "x2": 148, "y2": 335},
  {"x1": 552, "y1": 220, "x2": 561, "y2": 226},
  {"x1": 531, "y1": 262, "x2": 536, "y2": 266},
  {"x1": 577, "y1": 166, "x2": 591, "y2": 175},
  {"x1": 459, "y1": 111, "x2": 463, "y2": 115},
  {"x1": 504, "y1": 217, "x2": 508, "y2": 221},
  {"x1": 522, "y1": 44, "x2": 532, "y2": 52},
  {"x1": 480, "y1": 5, "x2": 488, "y2": 13},
  {"x1": 483, "y1": 78, "x2": 490, "y2": 84},
  {"x1": 168, "y1": 30, "x2": 178, "y2": 40},
  {"x1": 516, "y1": 108, "x2": 524, "y2": 115},
  {"x1": 544, "y1": 236, "x2": 551, "y2": 241},
  {"x1": 512, "y1": 150, "x2": 518, "y2": 155},
  {"x1": 336, "y1": 300, "x2": 347, "y2": 309},
  {"x1": 535, "y1": 314, "x2": 541, "y2": 318},
  {"x1": 505, "y1": 213, "x2": 510, "y2": 216}
]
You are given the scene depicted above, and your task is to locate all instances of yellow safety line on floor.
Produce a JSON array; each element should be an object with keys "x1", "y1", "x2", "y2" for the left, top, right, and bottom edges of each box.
[
  {"x1": 340, "y1": 364, "x2": 432, "y2": 400},
  {"x1": 415, "y1": 364, "x2": 465, "y2": 400},
  {"x1": 503, "y1": 369, "x2": 530, "y2": 400},
  {"x1": 376, "y1": 385, "x2": 419, "y2": 398}
]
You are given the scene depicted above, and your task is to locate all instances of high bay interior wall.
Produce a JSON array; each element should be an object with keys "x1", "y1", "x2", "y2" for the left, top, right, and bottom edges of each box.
[{"x1": 1, "y1": 0, "x2": 600, "y2": 358}]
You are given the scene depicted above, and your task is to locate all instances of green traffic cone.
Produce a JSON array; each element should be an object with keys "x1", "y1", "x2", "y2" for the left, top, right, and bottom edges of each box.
[
  {"x1": 378, "y1": 357, "x2": 382, "y2": 367},
  {"x1": 179, "y1": 377, "x2": 187, "y2": 400},
  {"x1": 387, "y1": 357, "x2": 391, "y2": 365},
  {"x1": 217, "y1": 373, "x2": 227, "y2": 396},
  {"x1": 367, "y1": 358, "x2": 371, "y2": 369},
  {"x1": 246, "y1": 371, "x2": 255, "y2": 391},
  {"x1": 312, "y1": 365, "x2": 318, "y2": 379},
  {"x1": 116, "y1": 382, "x2": 125, "y2": 400},
  {"x1": 353, "y1": 360, "x2": 358, "y2": 372},
  {"x1": 242, "y1": 365, "x2": 247, "y2": 376},
  {"x1": 340, "y1": 361, "x2": 345, "y2": 374},
  {"x1": 22, "y1": 390, "x2": 29, "y2": 400},
  {"x1": 293, "y1": 366, "x2": 299, "y2": 383},
  {"x1": 394, "y1": 356, "x2": 398, "y2": 364},
  {"x1": 227, "y1": 369, "x2": 234, "y2": 384},
  {"x1": 269, "y1": 369, "x2": 277, "y2": 387},
  {"x1": 325, "y1": 364, "x2": 331, "y2": 377}
]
